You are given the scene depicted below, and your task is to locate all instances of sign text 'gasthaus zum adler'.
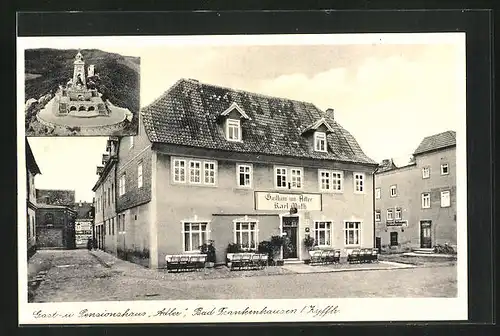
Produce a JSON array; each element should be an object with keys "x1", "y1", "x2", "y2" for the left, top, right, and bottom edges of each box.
[{"x1": 255, "y1": 192, "x2": 322, "y2": 211}]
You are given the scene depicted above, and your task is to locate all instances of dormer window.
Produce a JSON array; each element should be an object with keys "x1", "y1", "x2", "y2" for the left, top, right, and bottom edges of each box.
[
  {"x1": 226, "y1": 119, "x2": 241, "y2": 142},
  {"x1": 220, "y1": 102, "x2": 251, "y2": 142},
  {"x1": 314, "y1": 132, "x2": 327, "y2": 152}
]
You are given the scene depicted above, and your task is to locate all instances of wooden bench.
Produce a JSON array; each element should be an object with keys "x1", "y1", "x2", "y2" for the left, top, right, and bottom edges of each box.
[
  {"x1": 309, "y1": 249, "x2": 341, "y2": 265},
  {"x1": 347, "y1": 248, "x2": 378, "y2": 264},
  {"x1": 227, "y1": 253, "x2": 268, "y2": 271},
  {"x1": 165, "y1": 254, "x2": 207, "y2": 272}
]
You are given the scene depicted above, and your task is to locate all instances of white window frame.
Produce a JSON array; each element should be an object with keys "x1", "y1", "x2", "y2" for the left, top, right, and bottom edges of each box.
[
  {"x1": 441, "y1": 163, "x2": 449, "y2": 175},
  {"x1": 236, "y1": 164, "x2": 253, "y2": 188},
  {"x1": 137, "y1": 162, "x2": 143, "y2": 188},
  {"x1": 172, "y1": 157, "x2": 217, "y2": 186},
  {"x1": 226, "y1": 118, "x2": 241, "y2": 142},
  {"x1": 172, "y1": 158, "x2": 187, "y2": 184},
  {"x1": 318, "y1": 170, "x2": 343, "y2": 192},
  {"x1": 119, "y1": 174, "x2": 126, "y2": 196},
  {"x1": 313, "y1": 221, "x2": 332, "y2": 247},
  {"x1": 189, "y1": 160, "x2": 202, "y2": 184},
  {"x1": 290, "y1": 168, "x2": 303, "y2": 189},
  {"x1": 422, "y1": 192, "x2": 431, "y2": 209},
  {"x1": 353, "y1": 172, "x2": 365, "y2": 194},
  {"x1": 318, "y1": 170, "x2": 331, "y2": 191},
  {"x1": 390, "y1": 185, "x2": 397, "y2": 197},
  {"x1": 182, "y1": 221, "x2": 211, "y2": 253},
  {"x1": 375, "y1": 210, "x2": 381, "y2": 222},
  {"x1": 203, "y1": 161, "x2": 216, "y2": 185},
  {"x1": 422, "y1": 166, "x2": 430, "y2": 179},
  {"x1": 314, "y1": 131, "x2": 327, "y2": 152},
  {"x1": 344, "y1": 221, "x2": 361, "y2": 247},
  {"x1": 233, "y1": 217, "x2": 259, "y2": 250},
  {"x1": 395, "y1": 207, "x2": 402, "y2": 220},
  {"x1": 441, "y1": 190, "x2": 451, "y2": 207},
  {"x1": 387, "y1": 209, "x2": 394, "y2": 221},
  {"x1": 375, "y1": 187, "x2": 381, "y2": 199},
  {"x1": 275, "y1": 166, "x2": 288, "y2": 189}
]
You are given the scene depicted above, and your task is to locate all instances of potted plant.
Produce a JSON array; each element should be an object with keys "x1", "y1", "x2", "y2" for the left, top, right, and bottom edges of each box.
[
  {"x1": 200, "y1": 240, "x2": 216, "y2": 267},
  {"x1": 270, "y1": 235, "x2": 285, "y2": 266}
]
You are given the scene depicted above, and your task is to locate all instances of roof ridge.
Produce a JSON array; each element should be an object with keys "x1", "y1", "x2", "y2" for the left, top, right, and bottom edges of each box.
[{"x1": 183, "y1": 78, "x2": 323, "y2": 110}]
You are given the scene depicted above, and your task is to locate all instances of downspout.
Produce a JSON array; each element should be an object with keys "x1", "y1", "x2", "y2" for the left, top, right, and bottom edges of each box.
[{"x1": 372, "y1": 170, "x2": 376, "y2": 249}]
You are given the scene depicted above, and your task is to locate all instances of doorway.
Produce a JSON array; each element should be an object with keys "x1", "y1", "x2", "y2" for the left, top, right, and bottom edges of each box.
[
  {"x1": 282, "y1": 216, "x2": 298, "y2": 259},
  {"x1": 420, "y1": 220, "x2": 432, "y2": 248}
]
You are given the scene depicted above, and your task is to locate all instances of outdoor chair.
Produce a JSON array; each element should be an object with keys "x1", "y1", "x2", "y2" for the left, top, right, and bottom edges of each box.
[
  {"x1": 347, "y1": 249, "x2": 361, "y2": 264},
  {"x1": 192, "y1": 255, "x2": 206, "y2": 270},
  {"x1": 179, "y1": 255, "x2": 191, "y2": 271},
  {"x1": 260, "y1": 254, "x2": 269, "y2": 267},
  {"x1": 370, "y1": 248, "x2": 379, "y2": 262},
  {"x1": 362, "y1": 248, "x2": 373, "y2": 263},
  {"x1": 241, "y1": 253, "x2": 252, "y2": 270},
  {"x1": 310, "y1": 250, "x2": 323, "y2": 265},
  {"x1": 230, "y1": 254, "x2": 243, "y2": 271},
  {"x1": 324, "y1": 250, "x2": 335, "y2": 264},
  {"x1": 250, "y1": 254, "x2": 263, "y2": 269},
  {"x1": 166, "y1": 255, "x2": 181, "y2": 272}
]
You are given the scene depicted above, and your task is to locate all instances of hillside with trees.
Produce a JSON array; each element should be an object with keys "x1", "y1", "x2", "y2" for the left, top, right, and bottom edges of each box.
[{"x1": 25, "y1": 48, "x2": 140, "y2": 136}]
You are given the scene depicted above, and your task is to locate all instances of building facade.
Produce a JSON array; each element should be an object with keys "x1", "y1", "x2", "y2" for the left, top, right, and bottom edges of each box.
[
  {"x1": 92, "y1": 137, "x2": 118, "y2": 252},
  {"x1": 26, "y1": 140, "x2": 41, "y2": 259},
  {"x1": 374, "y1": 131, "x2": 457, "y2": 251},
  {"x1": 36, "y1": 204, "x2": 76, "y2": 249},
  {"x1": 97, "y1": 79, "x2": 378, "y2": 268}
]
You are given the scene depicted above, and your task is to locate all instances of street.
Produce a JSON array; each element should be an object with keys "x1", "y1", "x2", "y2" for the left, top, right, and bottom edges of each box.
[{"x1": 28, "y1": 249, "x2": 457, "y2": 302}]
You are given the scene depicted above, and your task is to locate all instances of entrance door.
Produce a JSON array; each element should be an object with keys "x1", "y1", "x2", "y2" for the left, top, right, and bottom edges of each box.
[
  {"x1": 420, "y1": 221, "x2": 432, "y2": 248},
  {"x1": 282, "y1": 216, "x2": 298, "y2": 259},
  {"x1": 375, "y1": 237, "x2": 381, "y2": 253}
]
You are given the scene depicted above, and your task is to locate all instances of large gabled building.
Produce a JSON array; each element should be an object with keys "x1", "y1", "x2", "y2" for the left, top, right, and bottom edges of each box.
[
  {"x1": 92, "y1": 137, "x2": 119, "y2": 252},
  {"x1": 97, "y1": 79, "x2": 378, "y2": 268},
  {"x1": 374, "y1": 131, "x2": 457, "y2": 251}
]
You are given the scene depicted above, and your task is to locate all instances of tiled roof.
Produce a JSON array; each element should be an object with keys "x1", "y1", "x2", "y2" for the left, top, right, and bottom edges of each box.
[
  {"x1": 37, "y1": 203, "x2": 73, "y2": 210},
  {"x1": 413, "y1": 131, "x2": 456, "y2": 155},
  {"x1": 26, "y1": 139, "x2": 41, "y2": 175},
  {"x1": 142, "y1": 79, "x2": 377, "y2": 165},
  {"x1": 376, "y1": 158, "x2": 398, "y2": 173}
]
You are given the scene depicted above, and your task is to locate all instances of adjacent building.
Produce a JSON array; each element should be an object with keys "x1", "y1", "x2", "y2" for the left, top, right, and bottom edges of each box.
[
  {"x1": 26, "y1": 139, "x2": 41, "y2": 259},
  {"x1": 35, "y1": 189, "x2": 77, "y2": 249},
  {"x1": 36, "y1": 203, "x2": 77, "y2": 249},
  {"x1": 95, "y1": 79, "x2": 378, "y2": 268},
  {"x1": 74, "y1": 201, "x2": 94, "y2": 246},
  {"x1": 374, "y1": 131, "x2": 457, "y2": 251},
  {"x1": 92, "y1": 137, "x2": 118, "y2": 252}
]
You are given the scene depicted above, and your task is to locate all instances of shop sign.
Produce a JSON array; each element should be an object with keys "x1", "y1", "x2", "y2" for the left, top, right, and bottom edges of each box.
[
  {"x1": 386, "y1": 220, "x2": 408, "y2": 227},
  {"x1": 254, "y1": 192, "x2": 322, "y2": 211}
]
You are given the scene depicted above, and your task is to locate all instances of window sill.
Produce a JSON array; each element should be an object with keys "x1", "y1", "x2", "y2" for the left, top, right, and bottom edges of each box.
[
  {"x1": 235, "y1": 186, "x2": 253, "y2": 191},
  {"x1": 171, "y1": 182, "x2": 218, "y2": 188},
  {"x1": 319, "y1": 189, "x2": 343, "y2": 194}
]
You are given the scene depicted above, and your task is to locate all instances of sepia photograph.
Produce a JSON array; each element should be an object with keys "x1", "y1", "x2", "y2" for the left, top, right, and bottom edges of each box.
[
  {"x1": 24, "y1": 47, "x2": 140, "y2": 136},
  {"x1": 19, "y1": 33, "x2": 467, "y2": 324}
]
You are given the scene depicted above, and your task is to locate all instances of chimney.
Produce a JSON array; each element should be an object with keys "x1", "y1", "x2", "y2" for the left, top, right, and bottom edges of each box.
[{"x1": 326, "y1": 108, "x2": 334, "y2": 120}]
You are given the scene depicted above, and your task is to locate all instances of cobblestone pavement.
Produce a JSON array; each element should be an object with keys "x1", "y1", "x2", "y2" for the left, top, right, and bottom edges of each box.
[{"x1": 28, "y1": 249, "x2": 457, "y2": 302}]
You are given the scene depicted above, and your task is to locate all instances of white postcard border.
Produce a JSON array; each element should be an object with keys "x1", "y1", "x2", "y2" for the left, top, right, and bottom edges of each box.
[{"x1": 17, "y1": 33, "x2": 468, "y2": 325}]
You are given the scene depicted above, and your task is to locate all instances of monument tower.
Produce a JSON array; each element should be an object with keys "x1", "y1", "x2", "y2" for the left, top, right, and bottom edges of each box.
[{"x1": 72, "y1": 50, "x2": 87, "y2": 88}]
